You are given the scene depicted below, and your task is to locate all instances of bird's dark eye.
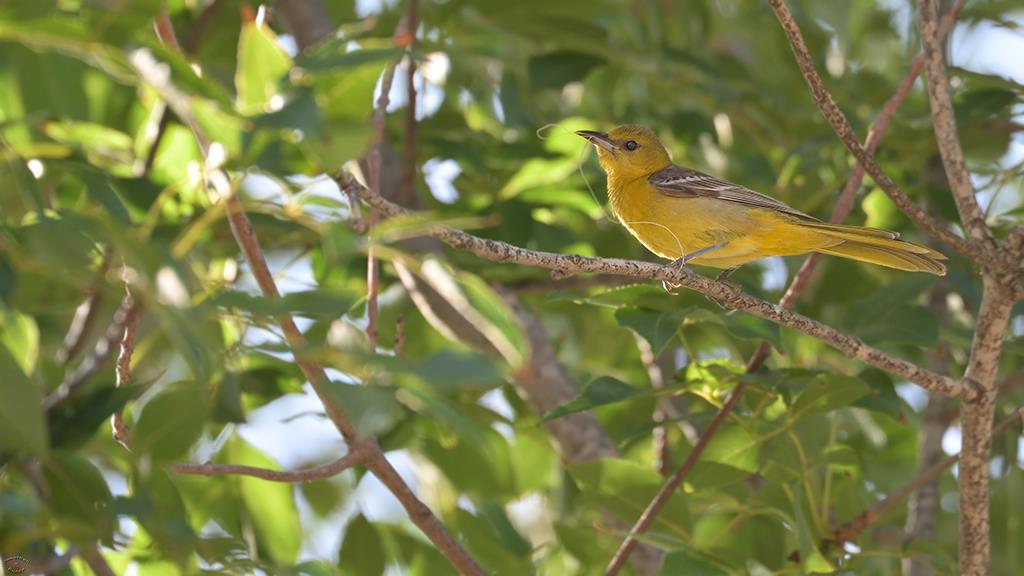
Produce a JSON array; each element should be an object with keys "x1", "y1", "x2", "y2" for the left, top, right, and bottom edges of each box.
[{"x1": 624, "y1": 140, "x2": 638, "y2": 151}]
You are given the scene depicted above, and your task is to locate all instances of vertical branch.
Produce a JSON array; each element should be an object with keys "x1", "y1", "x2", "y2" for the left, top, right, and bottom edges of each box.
[
  {"x1": 958, "y1": 279, "x2": 1012, "y2": 575},
  {"x1": 916, "y1": 0, "x2": 995, "y2": 248},
  {"x1": 399, "y1": 0, "x2": 420, "y2": 208},
  {"x1": 366, "y1": 63, "x2": 399, "y2": 350},
  {"x1": 111, "y1": 286, "x2": 141, "y2": 450}
]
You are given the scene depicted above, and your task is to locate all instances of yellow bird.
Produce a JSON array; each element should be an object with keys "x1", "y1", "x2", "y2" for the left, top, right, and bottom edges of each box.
[{"x1": 577, "y1": 125, "x2": 946, "y2": 281}]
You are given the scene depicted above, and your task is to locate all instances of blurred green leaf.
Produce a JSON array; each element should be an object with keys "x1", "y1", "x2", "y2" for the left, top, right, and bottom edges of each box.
[
  {"x1": 43, "y1": 453, "x2": 113, "y2": 543},
  {"x1": 542, "y1": 376, "x2": 644, "y2": 421},
  {"x1": 0, "y1": 307, "x2": 38, "y2": 374},
  {"x1": 235, "y1": 22, "x2": 293, "y2": 115},
  {"x1": 339, "y1": 515, "x2": 385, "y2": 576},
  {"x1": 230, "y1": 438, "x2": 301, "y2": 565},
  {"x1": 0, "y1": 345, "x2": 47, "y2": 457},
  {"x1": 615, "y1": 306, "x2": 685, "y2": 355},
  {"x1": 321, "y1": 381, "x2": 403, "y2": 437},
  {"x1": 659, "y1": 548, "x2": 730, "y2": 576},
  {"x1": 132, "y1": 381, "x2": 208, "y2": 461},
  {"x1": 790, "y1": 374, "x2": 871, "y2": 417}
]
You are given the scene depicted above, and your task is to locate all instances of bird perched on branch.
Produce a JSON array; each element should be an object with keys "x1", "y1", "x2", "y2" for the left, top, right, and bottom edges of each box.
[{"x1": 577, "y1": 125, "x2": 946, "y2": 289}]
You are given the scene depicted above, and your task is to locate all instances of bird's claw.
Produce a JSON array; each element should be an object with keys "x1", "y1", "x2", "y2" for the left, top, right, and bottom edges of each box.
[{"x1": 662, "y1": 257, "x2": 693, "y2": 295}]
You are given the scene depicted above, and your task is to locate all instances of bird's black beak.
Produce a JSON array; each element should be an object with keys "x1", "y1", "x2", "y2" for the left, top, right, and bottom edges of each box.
[{"x1": 576, "y1": 130, "x2": 616, "y2": 152}]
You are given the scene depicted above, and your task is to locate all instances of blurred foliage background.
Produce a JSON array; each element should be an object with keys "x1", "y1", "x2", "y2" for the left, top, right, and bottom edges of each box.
[{"x1": 1, "y1": 0, "x2": 1023, "y2": 574}]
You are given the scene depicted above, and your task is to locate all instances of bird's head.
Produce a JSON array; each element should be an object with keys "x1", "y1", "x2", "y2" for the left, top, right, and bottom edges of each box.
[{"x1": 576, "y1": 124, "x2": 672, "y2": 180}]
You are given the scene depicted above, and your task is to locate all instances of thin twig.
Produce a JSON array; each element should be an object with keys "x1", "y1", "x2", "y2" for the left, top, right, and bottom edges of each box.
[
  {"x1": 338, "y1": 173, "x2": 965, "y2": 399},
  {"x1": 170, "y1": 450, "x2": 363, "y2": 482},
  {"x1": 916, "y1": 0, "x2": 995, "y2": 249},
  {"x1": 43, "y1": 296, "x2": 142, "y2": 411},
  {"x1": 366, "y1": 63, "x2": 399, "y2": 350},
  {"x1": 145, "y1": 15, "x2": 484, "y2": 576},
  {"x1": 111, "y1": 287, "x2": 141, "y2": 450},
  {"x1": 766, "y1": 0, "x2": 999, "y2": 270},
  {"x1": 394, "y1": 314, "x2": 406, "y2": 356},
  {"x1": 398, "y1": 0, "x2": 420, "y2": 207},
  {"x1": 834, "y1": 406, "x2": 1023, "y2": 544}
]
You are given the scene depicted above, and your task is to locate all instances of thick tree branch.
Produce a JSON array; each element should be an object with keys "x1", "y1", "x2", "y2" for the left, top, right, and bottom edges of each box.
[
  {"x1": 170, "y1": 450, "x2": 363, "y2": 482},
  {"x1": 958, "y1": 279, "x2": 1013, "y2": 575},
  {"x1": 766, "y1": 0, "x2": 999, "y2": 269},
  {"x1": 916, "y1": 0, "x2": 995, "y2": 249},
  {"x1": 144, "y1": 15, "x2": 485, "y2": 576},
  {"x1": 339, "y1": 173, "x2": 965, "y2": 399}
]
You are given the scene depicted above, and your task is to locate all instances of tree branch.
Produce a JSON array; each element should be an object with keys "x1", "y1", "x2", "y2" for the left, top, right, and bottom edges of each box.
[
  {"x1": 143, "y1": 15, "x2": 485, "y2": 576},
  {"x1": 43, "y1": 294, "x2": 142, "y2": 411},
  {"x1": 111, "y1": 286, "x2": 140, "y2": 450},
  {"x1": 766, "y1": 0, "x2": 999, "y2": 269},
  {"x1": 782, "y1": 0, "x2": 966, "y2": 304},
  {"x1": 916, "y1": 0, "x2": 995, "y2": 249},
  {"x1": 958, "y1": 278, "x2": 1013, "y2": 575},
  {"x1": 170, "y1": 450, "x2": 363, "y2": 482},
  {"x1": 338, "y1": 173, "x2": 966, "y2": 399}
]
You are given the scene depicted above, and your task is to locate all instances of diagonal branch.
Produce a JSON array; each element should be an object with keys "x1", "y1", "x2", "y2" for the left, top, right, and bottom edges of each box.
[
  {"x1": 337, "y1": 173, "x2": 965, "y2": 399},
  {"x1": 916, "y1": 0, "x2": 996, "y2": 249},
  {"x1": 144, "y1": 13, "x2": 485, "y2": 576},
  {"x1": 766, "y1": 0, "x2": 999, "y2": 269}
]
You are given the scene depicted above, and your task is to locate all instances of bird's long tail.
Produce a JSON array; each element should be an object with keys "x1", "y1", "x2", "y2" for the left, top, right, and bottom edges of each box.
[{"x1": 802, "y1": 222, "x2": 948, "y2": 276}]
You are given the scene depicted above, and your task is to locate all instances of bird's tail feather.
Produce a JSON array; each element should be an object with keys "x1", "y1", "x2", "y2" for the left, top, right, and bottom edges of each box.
[{"x1": 803, "y1": 223, "x2": 947, "y2": 276}]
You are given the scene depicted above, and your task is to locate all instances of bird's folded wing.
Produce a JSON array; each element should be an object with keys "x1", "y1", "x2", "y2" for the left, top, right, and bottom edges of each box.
[{"x1": 648, "y1": 165, "x2": 815, "y2": 221}]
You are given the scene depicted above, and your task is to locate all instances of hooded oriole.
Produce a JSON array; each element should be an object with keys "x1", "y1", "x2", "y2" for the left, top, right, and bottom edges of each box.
[{"x1": 577, "y1": 125, "x2": 946, "y2": 278}]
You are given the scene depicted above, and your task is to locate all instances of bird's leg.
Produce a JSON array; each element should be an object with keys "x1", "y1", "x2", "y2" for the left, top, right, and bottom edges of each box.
[{"x1": 662, "y1": 242, "x2": 728, "y2": 294}]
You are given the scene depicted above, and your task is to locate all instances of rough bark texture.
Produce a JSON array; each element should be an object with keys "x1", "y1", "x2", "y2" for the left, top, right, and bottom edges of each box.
[{"x1": 957, "y1": 279, "x2": 1012, "y2": 575}]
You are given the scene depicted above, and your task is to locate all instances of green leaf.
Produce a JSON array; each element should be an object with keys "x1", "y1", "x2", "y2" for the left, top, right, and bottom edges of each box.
[
  {"x1": 0, "y1": 308, "x2": 38, "y2": 375},
  {"x1": 339, "y1": 515, "x2": 385, "y2": 575},
  {"x1": 294, "y1": 46, "x2": 408, "y2": 74},
  {"x1": 230, "y1": 438, "x2": 301, "y2": 564},
  {"x1": 131, "y1": 381, "x2": 208, "y2": 461},
  {"x1": 542, "y1": 376, "x2": 644, "y2": 421},
  {"x1": 570, "y1": 459, "x2": 691, "y2": 538},
  {"x1": 659, "y1": 548, "x2": 729, "y2": 576},
  {"x1": 700, "y1": 423, "x2": 759, "y2": 473},
  {"x1": 614, "y1": 306, "x2": 686, "y2": 355},
  {"x1": 48, "y1": 383, "x2": 142, "y2": 449},
  {"x1": 43, "y1": 453, "x2": 114, "y2": 543},
  {"x1": 212, "y1": 289, "x2": 355, "y2": 319},
  {"x1": 0, "y1": 345, "x2": 47, "y2": 457},
  {"x1": 321, "y1": 381, "x2": 403, "y2": 437},
  {"x1": 235, "y1": 22, "x2": 293, "y2": 115},
  {"x1": 790, "y1": 483, "x2": 834, "y2": 574},
  {"x1": 790, "y1": 374, "x2": 871, "y2": 417}
]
